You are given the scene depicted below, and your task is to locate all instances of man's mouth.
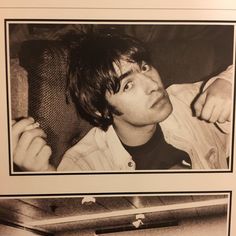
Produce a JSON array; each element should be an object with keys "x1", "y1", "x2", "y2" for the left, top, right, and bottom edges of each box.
[{"x1": 150, "y1": 92, "x2": 168, "y2": 108}]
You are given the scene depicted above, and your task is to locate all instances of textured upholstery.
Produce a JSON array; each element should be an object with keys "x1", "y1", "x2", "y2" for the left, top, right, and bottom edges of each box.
[
  {"x1": 19, "y1": 41, "x2": 92, "y2": 167},
  {"x1": 10, "y1": 58, "x2": 28, "y2": 119}
]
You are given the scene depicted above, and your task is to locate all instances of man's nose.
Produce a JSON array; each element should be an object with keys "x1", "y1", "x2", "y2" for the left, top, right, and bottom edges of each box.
[{"x1": 142, "y1": 76, "x2": 159, "y2": 94}]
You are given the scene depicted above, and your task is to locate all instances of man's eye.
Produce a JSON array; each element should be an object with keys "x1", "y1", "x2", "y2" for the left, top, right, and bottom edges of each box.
[
  {"x1": 123, "y1": 81, "x2": 133, "y2": 92},
  {"x1": 141, "y1": 63, "x2": 150, "y2": 72}
]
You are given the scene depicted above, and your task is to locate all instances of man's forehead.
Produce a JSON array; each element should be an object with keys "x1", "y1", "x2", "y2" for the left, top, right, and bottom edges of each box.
[{"x1": 113, "y1": 60, "x2": 138, "y2": 78}]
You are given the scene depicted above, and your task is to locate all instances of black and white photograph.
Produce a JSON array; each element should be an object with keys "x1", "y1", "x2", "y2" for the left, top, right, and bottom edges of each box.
[
  {"x1": 0, "y1": 192, "x2": 231, "y2": 236},
  {"x1": 7, "y1": 21, "x2": 235, "y2": 173}
]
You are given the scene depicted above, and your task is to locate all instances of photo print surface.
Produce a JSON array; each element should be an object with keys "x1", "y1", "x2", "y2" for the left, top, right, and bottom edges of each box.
[
  {"x1": 7, "y1": 21, "x2": 235, "y2": 174},
  {"x1": 0, "y1": 192, "x2": 231, "y2": 236}
]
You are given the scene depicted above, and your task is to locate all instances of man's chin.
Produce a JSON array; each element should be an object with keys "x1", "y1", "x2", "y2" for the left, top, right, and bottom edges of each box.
[{"x1": 159, "y1": 103, "x2": 173, "y2": 123}]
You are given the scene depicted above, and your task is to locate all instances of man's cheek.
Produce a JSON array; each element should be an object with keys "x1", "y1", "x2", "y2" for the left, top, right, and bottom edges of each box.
[{"x1": 108, "y1": 103, "x2": 123, "y2": 116}]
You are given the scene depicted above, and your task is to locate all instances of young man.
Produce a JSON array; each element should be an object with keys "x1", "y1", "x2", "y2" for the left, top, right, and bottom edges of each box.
[{"x1": 12, "y1": 32, "x2": 233, "y2": 171}]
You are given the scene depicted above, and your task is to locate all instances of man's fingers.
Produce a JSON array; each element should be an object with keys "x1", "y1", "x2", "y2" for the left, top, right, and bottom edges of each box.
[
  {"x1": 26, "y1": 137, "x2": 47, "y2": 158},
  {"x1": 17, "y1": 128, "x2": 47, "y2": 152},
  {"x1": 193, "y1": 91, "x2": 207, "y2": 117},
  {"x1": 12, "y1": 117, "x2": 35, "y2": 134},
  {"x1": 12, "y1": 117, "x2": 35, "y2": 152},
  {"x1": 208, "y1": 105, "x2": 222, "y2": 123},
  {"x1": 193, "y1": 84, "x2": 231, "y2": 123},
  {"x1": 35, "y1": 145, "x2": 52, "y2": 171},
  {"x1": 218, "y1": 107, "x2": 231, "y2": 123},
  {"x1": 199, "y1": 96, "x2": 215, "y2": 121},
  {"x1": 14, "y1": 128, "x2": 47, "y2": 166},
  {"x1": 12, "y1": 118, "x2": 52, "y2": 172},
  {"x1": 22, "y1": 145, "x2": 52, "y2": 171}
]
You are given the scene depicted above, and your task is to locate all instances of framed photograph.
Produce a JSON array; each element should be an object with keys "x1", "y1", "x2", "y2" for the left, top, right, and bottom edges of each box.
[
  {"x1": 0, "y1": 192, "x2": 231, "y2": 236},
  {"x1": 6, "y1": 21, "x2": 235, "y2": 174}
]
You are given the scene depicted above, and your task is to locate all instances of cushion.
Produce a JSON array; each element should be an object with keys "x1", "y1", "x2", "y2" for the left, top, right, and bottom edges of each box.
[{"x1": 19, "y1": 40, "x2": 92, "y2": 167}]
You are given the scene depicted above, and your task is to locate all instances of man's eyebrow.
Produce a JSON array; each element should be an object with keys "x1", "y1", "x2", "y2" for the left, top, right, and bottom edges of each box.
[{"x1": 118, "y1": 70, "x2": 133, "y2": 81}]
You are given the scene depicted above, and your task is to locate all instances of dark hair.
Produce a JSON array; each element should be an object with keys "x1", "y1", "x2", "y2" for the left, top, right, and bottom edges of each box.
[{"x1": 68, "y1": 32, "x2": 150, "y2": 131}]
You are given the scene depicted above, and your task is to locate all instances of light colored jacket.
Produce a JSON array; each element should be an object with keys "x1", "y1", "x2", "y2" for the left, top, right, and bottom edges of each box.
[{"x1": 57, "y1": 66, "x2": 233, "y2": 171}]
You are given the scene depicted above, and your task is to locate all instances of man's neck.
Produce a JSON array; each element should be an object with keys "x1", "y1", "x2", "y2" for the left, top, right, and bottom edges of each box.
[{"x1": 113, "y1": 122, "x2": 157, "y2": 147}]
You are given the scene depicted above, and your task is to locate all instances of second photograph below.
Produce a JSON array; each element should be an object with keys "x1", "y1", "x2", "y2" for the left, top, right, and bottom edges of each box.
[{"x1": 0, "y1": 192, "x2": 231, "y2": 236}]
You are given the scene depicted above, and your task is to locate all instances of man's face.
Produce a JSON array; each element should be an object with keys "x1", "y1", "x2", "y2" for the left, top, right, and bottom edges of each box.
[{"x1": 106, "y1": 60, "x2": 173, "y2": 128}]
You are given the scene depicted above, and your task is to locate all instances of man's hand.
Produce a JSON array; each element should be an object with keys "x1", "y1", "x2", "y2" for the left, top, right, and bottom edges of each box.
[
  {"x1": 12, "y1": 117, "x2": 53, "y2": 171},
  {"x1": 193, "y1": 78, "x2": 232, "y2": 123}
]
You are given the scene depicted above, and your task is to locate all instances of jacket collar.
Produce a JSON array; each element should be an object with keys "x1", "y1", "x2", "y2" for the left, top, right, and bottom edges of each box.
[{"x1": 104, "y1": 126, "x2": 135, "y2": 170}]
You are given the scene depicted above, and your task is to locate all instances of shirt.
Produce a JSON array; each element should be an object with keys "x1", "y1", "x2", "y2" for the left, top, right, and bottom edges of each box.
[{"x1": 122, "y1": 124, "x2": 191, "y2": 170}]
